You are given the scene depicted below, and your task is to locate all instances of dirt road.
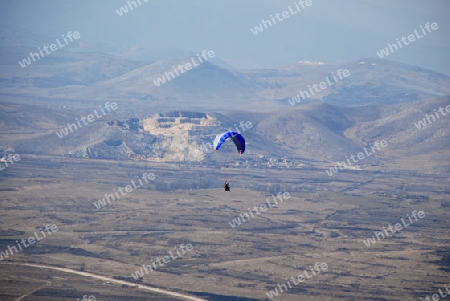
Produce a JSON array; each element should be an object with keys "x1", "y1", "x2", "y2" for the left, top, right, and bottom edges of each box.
[{"x1": 3, "y1": 262, "x2": 206, "y2": 301}]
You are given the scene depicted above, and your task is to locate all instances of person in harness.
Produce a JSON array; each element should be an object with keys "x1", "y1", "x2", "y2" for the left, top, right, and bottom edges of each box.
[{"x1": 224, "y1": 181, "x2": 230, "y2": 191}]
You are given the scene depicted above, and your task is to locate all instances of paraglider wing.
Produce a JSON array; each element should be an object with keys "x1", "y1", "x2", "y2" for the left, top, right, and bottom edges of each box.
[{"x1": 213, "y1": 131, "x2": 245, "y2": 154}]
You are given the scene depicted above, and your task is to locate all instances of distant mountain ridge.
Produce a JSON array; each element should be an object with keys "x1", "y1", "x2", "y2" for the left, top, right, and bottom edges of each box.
[{"x1": 1, "y1": 41, "x2": 449, "y2": 112}]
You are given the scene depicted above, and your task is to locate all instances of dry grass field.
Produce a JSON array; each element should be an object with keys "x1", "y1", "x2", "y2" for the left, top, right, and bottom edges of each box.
[{"x1": 1, "y1": 155, "x2": 449, "y2": 300}]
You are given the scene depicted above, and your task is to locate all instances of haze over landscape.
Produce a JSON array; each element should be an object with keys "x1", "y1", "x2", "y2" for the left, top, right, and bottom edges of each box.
[{"x1": 0, "y1": 1, "x2": 449, "y2": 300}]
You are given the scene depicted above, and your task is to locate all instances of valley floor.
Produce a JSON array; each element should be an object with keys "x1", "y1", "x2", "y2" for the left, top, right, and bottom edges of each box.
[{"x1": 0, "y1": 156, "x2": 449, "y2": 300}]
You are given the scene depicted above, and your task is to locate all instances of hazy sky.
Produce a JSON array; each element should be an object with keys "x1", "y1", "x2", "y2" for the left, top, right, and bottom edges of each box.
[{"x1": 1, "y1": 0, "x2": 449, "y2": 74}]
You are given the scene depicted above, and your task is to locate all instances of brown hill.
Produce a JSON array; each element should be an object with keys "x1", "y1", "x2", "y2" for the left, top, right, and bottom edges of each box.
[{"x1": 1, "y1": 96, "x2": 448, "y2": 175}]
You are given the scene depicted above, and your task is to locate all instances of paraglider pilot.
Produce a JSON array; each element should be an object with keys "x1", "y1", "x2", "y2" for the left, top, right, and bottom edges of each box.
[{"x1": 224, "y1": 181, "x2": 230, "y2": 191}]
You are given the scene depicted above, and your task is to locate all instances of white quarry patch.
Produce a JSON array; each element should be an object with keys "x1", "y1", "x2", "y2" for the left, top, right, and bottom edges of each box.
[{"x1": 141, "y1": 113, "x2": 220, "y2": 162}]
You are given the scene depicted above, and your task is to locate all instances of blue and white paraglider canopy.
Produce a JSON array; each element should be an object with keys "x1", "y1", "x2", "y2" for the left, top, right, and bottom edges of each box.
[{"x1": 213, "y1": 131, "x2": 245, "y2": 154}]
